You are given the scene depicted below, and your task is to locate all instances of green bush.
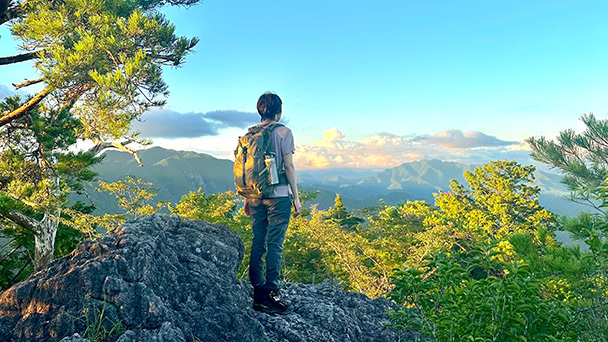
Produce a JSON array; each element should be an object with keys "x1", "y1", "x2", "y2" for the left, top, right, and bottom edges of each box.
[{"x1": 389, "y1": 248, "x2": 577, "y2": 342}]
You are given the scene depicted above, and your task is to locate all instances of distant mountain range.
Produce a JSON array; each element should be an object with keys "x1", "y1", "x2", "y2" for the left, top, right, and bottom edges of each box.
[
  {"x1": 299, "y1": 160, "x2": 587, "y2": 215},
  {"x1": 80, "y1": 147, "x2": 587, "y2": 216},
  {"x1": 80, "y1": 147, "x2": 234, "y2": 214}
]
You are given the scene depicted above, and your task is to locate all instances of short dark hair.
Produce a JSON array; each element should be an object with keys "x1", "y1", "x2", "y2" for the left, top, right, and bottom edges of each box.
[{"x1": 257, "y1": 92, "x2": 282, "y2": 120}]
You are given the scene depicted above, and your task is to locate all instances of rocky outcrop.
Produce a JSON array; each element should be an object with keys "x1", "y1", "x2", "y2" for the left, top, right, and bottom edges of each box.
[{"x1": 0, "y1": 215, "x2": 413, "y2": 342}]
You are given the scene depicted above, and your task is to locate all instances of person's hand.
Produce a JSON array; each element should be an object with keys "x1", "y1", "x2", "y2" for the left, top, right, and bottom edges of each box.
[
  {"x1": 292, "y1": 197, "x2": 302, "y2": 217},
  {"x1": 244, "y1": 198, "x2": 251, "y2": 217}
]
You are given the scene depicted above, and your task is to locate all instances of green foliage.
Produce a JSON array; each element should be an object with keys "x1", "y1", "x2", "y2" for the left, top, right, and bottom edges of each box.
[
  {"x1": 389, "y1": 249, "x2": 576, "y2": 342},
  {"x1": 325, "y1": 194, "x2": 364, "y2": 230},
  {"x1": 368, "y1": 200, "x2": 466, "y2": 268},
  {"x1": 385, "y1": 158, "x2": 608, "y2": 341},
  {"x1": 527, "y1": 113, "x2": 608, "y2": 213},
  {"x1": 57, "y1": 175, "x2": 169, "y2": 236},
  {"x1": 0, "y1": 0, "x2": 198, "y2": 273},
  {"x1": 0, "y1": 221, "x2": 34, "y2": 290},
  {"x1": 79, "y1": 302, "x2": 125, "y2": 342},
  {"x1": 10, "y1": 0, "x2": 198, "y2": 140},
  {"x1": 0, "y1": 97, "x2": 103, "y2": 211},
  {"x1": 436, "y1": 160, "x2": 556, "y2": 240},
  {"x1": 285, "y1": 211, "x2": 394, "y2": 297},
  {"x1": 169, "y1": 189, "x2": 239, "y2": 225},
  {"x1": 97, "y1": 175, "x2": 165, "y2": 219}
]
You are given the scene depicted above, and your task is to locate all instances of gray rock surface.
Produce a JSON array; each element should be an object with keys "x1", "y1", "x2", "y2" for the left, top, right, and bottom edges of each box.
[
  {"x1": 0, "y1": 215, "x2": 412, "y2": 341},
  {"x1": 59, "y1": 333, "x2": 90, "y2": 342}
]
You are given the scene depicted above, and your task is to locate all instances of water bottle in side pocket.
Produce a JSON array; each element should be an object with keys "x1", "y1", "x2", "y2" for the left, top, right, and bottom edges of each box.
[{"x1": 265, "y1": 154, "x2": 279, "y2": 185}]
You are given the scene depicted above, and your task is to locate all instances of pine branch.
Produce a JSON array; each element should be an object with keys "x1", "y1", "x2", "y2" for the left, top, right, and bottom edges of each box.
[
  {"x1": 0, "y1": 175, "x2": 8, "y2": 189},
  {"x1": 0, "y1": 85, "x2": 52, "y2": 127},
  {"x1": 141, "y1": 0, "x2": 200, "y2": 10},
  {"x1": 12, "y1": 77, "x2": 44, "y2": 89},
  {"x1": 89, "y1": 138, "x2": 144, "y2": 167},
  {"x1": 0, "y1": 1, "x2": 22, "y2": 26},
  {"x1": 0, "y1": 0, "x2": 9, "y2": 22},
  {"x1": 0, "y1": 50, "x2": 42, "y2": 66},
  {"x1": 1, "y1": 209, "x2": 41, "y2": 235},
  {"x1": 111, "y1": 141, "x2": 144, "y2": 167}
]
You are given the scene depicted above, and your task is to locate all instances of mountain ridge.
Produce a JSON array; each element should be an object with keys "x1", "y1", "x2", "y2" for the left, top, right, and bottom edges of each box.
[
  {"x1": 84, "y1": 147, "x2": 584, "y2": 215},
  {"x1": 82, "y1": 147, "x2": 235, "y2": 214}
]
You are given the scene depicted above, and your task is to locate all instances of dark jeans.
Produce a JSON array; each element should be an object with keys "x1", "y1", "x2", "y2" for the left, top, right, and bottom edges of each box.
[{"x1": 249, "y1": 196, "x2": 291, "y2": 291}]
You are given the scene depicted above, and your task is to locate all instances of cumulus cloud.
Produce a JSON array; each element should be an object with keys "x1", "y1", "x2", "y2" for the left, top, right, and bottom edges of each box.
[
  {"x1": 294, "y1": 128, "x2": 529, "y2": 170},
  {"x1": 313, "y1": 127, "x2": 346, "y2": 147},
  {"x1": 134, "y1": 108, "x2": 259, "y2": 138}
]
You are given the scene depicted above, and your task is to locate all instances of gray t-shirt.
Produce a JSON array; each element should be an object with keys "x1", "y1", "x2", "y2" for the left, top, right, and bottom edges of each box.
[{"x1": 264, "y1": 123, "x2": 295, "y2": 198}]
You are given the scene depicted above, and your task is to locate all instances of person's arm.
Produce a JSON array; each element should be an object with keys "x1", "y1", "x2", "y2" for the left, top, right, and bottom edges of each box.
[{"x1": 283, "y1": 152, "x2": 302, "y2": 217}]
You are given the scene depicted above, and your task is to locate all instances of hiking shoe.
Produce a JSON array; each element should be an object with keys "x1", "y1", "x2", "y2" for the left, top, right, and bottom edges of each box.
[
  {"x1": 253, "y1": 286, "x2": 266, "y2": 303},
  {"x1": 253, "y1": 289, "x2": 294, "y2": 315},
  {"x1": 252, "y1": 286, "x2": 270, "y2": 313}
]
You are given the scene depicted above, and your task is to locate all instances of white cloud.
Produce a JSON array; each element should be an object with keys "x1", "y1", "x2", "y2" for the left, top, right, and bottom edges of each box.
[
  {"x1": 294, "y1": 128, "x2": 531, "y2": 169},
  {"x1": 203, "y1": 110, "x2": 260, "y2": 129},
  {"x1": 313, "y1": 127, "x2": 346, "y2": 147},
  {"x1": 139, "y1": 125, "x2": 535, "y2": 170}
]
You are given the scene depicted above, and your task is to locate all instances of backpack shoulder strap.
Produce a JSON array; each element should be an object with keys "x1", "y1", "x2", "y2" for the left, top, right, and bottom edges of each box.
[
  {"x1": 247, "y1": 124, "x2": 263, "y2": 134},
  {"x1": 248, "y1": 122, "x2": 284, "y2": 134},
  {"x1": 268, "y1": 123, "x2": 285, "y2": 129}
]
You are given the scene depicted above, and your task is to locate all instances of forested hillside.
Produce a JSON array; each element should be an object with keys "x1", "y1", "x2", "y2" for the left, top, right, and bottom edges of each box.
[
  {"x1": 82, "y1": 147, "x2": 235, "y2": 214},
  {"x1": 84, "y1": 147, "x2": 585, "y2": 216}
]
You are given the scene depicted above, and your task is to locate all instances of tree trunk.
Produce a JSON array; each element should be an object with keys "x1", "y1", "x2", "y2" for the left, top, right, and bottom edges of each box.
[
  {"x1": 0, "y1": 0, "x2": 9, "y2": 20},
  {"x1": 1, "y1": 208, "x2": 58, "y2": 270},
  {"x1": 0, "y1": 1, "x2": 22, "y2": 26},
  {"x1": 33, "y1": 211, "x2": 58, "y2": 270}
]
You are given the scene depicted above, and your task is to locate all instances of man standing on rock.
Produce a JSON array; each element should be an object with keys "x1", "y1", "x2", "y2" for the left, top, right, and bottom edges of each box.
[{"x1": 234, "y1": 92, "x2": 302, "y2": 315}]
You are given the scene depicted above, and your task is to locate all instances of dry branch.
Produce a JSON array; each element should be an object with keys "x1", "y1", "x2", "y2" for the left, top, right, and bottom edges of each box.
[
  {"x1": 1, "y1": 209, "x2": 41, "y2": 235},
  {"x1": 12, "y1": 77, "x2": 44, "y2": 89},
  {"x1": 90, "y1": 139, "x2": 144, "y2": 167},
  {"x1": 0, "y1": 85, "x2": 52, "y2": 127}
]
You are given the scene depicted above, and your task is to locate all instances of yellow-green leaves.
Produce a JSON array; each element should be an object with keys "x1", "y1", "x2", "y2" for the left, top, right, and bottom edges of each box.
[
  {"x1": 9, "y1": 0, "x2": 195, "y2": 141},
  {"x1": 97, "y1": 175, "x2": 165, "y2": 219},
  {"x1": 436, "y1": 160, "x2": 555, "y2": 240},
  {"x1": 169, "y1": 189, "x2": 239, "y2": 224}
]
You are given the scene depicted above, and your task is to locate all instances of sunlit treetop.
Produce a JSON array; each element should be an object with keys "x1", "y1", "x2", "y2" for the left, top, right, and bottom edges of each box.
[{"x1": 1, "y1": 0, "x2": 199, "y2": 144}]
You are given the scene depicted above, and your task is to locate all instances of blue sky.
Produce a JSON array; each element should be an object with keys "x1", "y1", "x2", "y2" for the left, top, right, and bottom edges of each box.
[{"x1": 1, "y1": 0, "x2": 607, "y2": 169}]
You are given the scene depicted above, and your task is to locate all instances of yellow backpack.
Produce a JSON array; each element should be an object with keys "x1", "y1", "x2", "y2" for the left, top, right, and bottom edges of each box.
[{"x1": 234, "y1": 123, "x2": 287, "y2": 199}]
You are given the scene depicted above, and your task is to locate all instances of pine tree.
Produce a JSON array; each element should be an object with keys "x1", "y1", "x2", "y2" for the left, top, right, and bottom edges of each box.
[
  {"x1": 325, "y1": 194, "x2": 364, "y2": 230},
  {"x1": 527, "y1": 113, "x2": 608, "y2": 213},
  {"x1": 0, "y1": 0, "x2": 199, "y2": 269}
]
